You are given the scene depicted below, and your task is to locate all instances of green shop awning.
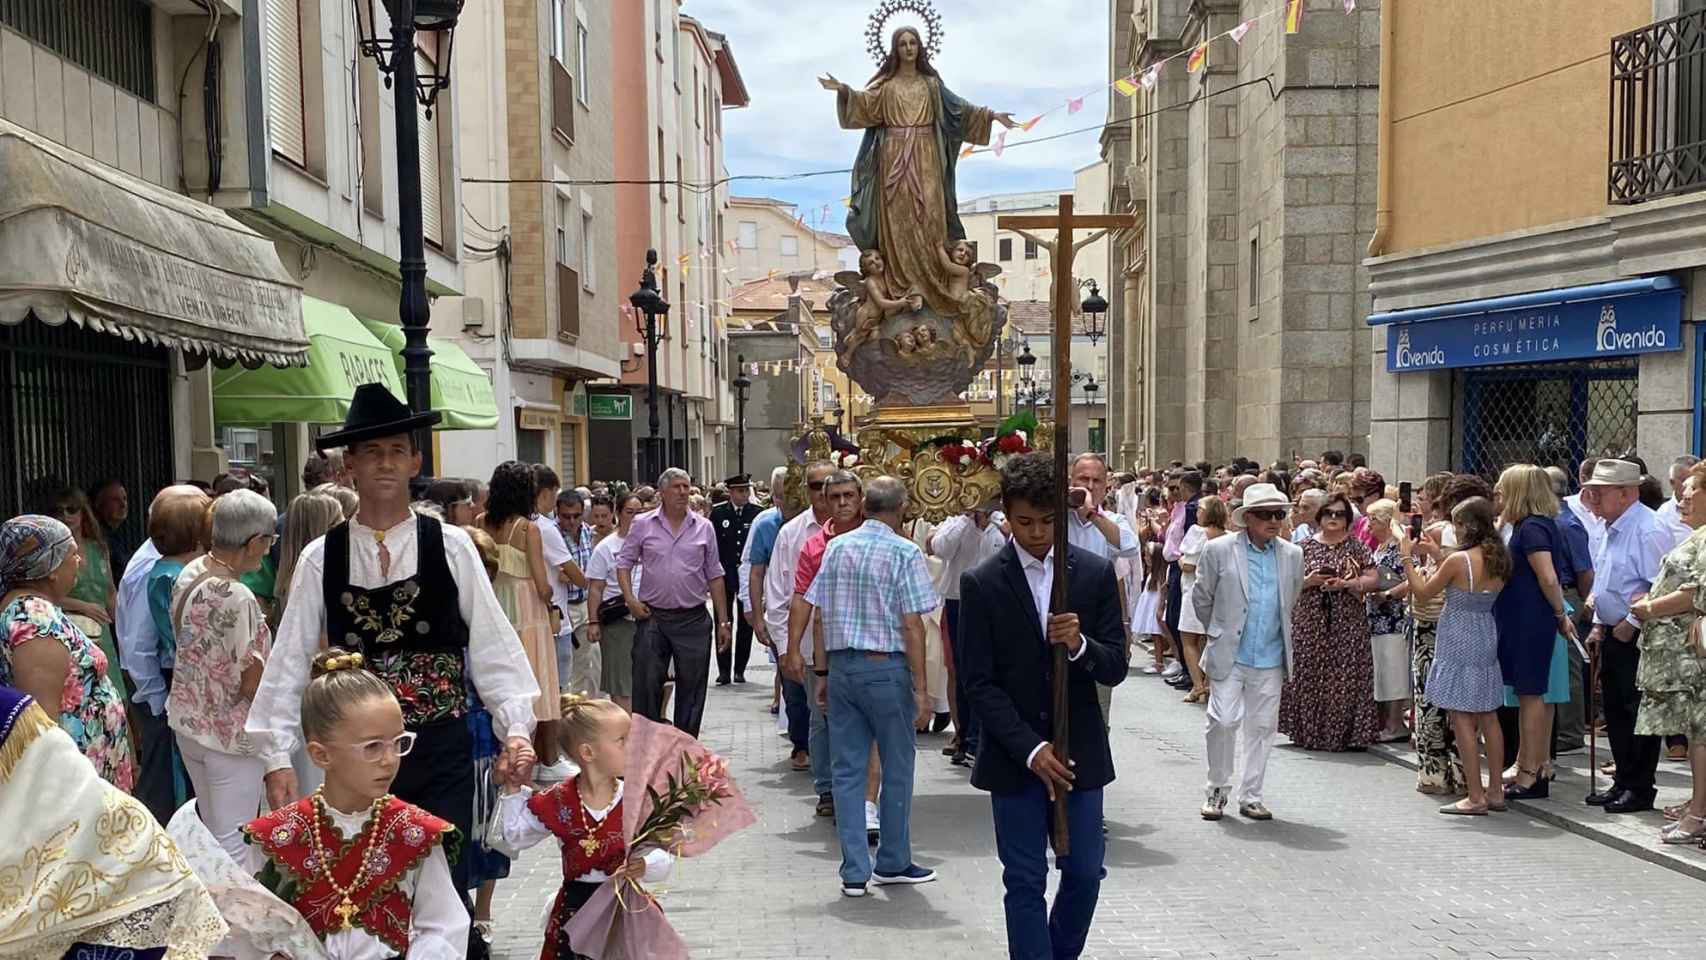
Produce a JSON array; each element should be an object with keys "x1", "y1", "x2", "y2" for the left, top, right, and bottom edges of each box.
[
  {"x1": 357, "y1": 317, "x2": 499, "y2": 430},
  {"x1": 213, "y1": 296, "x2": 404, "y2": 425}
]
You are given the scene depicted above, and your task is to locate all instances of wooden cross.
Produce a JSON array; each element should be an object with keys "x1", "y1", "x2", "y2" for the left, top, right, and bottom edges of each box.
[{"x1": 996, "y1": 195, "x2": 1136, "y2": 854}]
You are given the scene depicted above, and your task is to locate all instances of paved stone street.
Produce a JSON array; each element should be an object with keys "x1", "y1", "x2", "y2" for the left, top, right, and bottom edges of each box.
[{"x1": 488, "y1": 663, "x2": 1706, "y2": 960}]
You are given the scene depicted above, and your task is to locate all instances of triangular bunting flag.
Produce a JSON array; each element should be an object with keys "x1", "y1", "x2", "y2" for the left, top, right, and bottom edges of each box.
[
  {"x1": 960, "y1": 144, "x2": 975, "y2": 158},
  {"x1": 1020, "y1": 114, "x2": 1043, "y2": 132},
  {"x1": 1343, "y1": 0, "x2": 1356, "y2": 11},
  {"x1": 1229, "y1": 19, "x2": 1254, "y2": 44},
  {"x1": 1113, "y1": 74, "x2": 1139, "y2": 97},
  {"x1": 1186, "y1": 41, "x2": 1208, "y2": 72},
  {"x1": 1139, "y1": 66, "x2": 1159, "y2": 90},
  {"x1": 840, "y1": 195, "x2": 852, "y2": 206},
  {"x1": 1286, "y1": 0, "x2": 1304, "y2": 34},
  {"x1": 993, "y1": 132, "x2": 1006, "y2": 157},
  {"x1": 1067, "y1": 96, "x2": 1084, "y2": 115}
]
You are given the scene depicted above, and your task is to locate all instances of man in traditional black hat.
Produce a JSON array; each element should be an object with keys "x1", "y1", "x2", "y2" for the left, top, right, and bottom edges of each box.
[
  {"x1": 245, "y1": 384, "x2": 540, "y2": 956},
  {"x1": 712, "y1": 473, "x2": 764, "y2": 684}
]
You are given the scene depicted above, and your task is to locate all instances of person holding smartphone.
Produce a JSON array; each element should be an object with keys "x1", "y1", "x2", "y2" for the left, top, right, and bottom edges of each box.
[{"x1": 1277, "y1": 491, "x2": 1383, "y2": 752}]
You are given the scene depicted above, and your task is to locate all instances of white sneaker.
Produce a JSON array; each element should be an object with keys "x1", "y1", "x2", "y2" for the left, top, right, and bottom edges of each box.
[
  {"x1": 1200, "y1": 787, "x2": 1229, "y2": 821},
  {"x1": 1162, "y1": 662, "x2": 1184, "y2": 679},
  {"x1": 864, "y1": 800, "x2": 880, "y2": 833},
  {"x1": 534, "y1": 759, "x2": 577, "y2": 784}
]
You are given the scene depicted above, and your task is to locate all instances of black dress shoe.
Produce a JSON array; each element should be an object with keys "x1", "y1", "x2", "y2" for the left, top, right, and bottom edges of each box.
[
  {"x1": 931, "y1": 711, "x2": 951, "y2": 734},
  {"x1": 733, "y1": 674, "x2": 747, "y2": 684},
  {"x1": 1584, "y1": 787, "x2": 1619, "y2": 806},
  {"x1": 1604, "y1": 789, "x2": 1656, "y2": 814},
  {"x1": 715, "y1": 676, "x2": 732, "y2": 686}
]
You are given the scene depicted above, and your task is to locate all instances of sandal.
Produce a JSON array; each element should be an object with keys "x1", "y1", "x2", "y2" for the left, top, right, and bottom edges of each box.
[
  {"x1": 1665, "y1": 802, "x2": 1687, "y2": 822},
  {"x1": 1438, "y1": 799, "x2": 1488, "y2": 816},
  {"x1": 1486, "y1": 796, "x2": 1508, "y2": 812},
  {"x1": 1662, "y1": 813, "x2": 1706, "y2": 844}
]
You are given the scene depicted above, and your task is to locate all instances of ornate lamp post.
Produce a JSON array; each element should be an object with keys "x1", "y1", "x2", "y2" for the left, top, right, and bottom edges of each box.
[
  {"x1": 352, "y1": 0, "x2": 463, "y2": 474},
  {"x1": 733, "y1": 354, "x2": 751, "y2": 476},
  {"x1": 1016, "y1": 341, "x2": 1037, "y2": 413},
  {"x1": 628, "y1": 250, "x2": 670, "y2": 483},
  {"x1": 1079, "y1": 280, "x2": 1108, "y2": 346}
]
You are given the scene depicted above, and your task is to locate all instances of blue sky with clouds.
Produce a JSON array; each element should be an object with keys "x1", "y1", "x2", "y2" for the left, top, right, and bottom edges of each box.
[{"x1": 689, "y1": 0, "x2": 1112, "y2": 230}]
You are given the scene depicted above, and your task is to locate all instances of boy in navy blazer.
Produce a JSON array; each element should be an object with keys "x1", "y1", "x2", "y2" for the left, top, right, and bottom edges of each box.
[{"x1": 958, "y1": 453, "x2": 1129, "y2": 960}]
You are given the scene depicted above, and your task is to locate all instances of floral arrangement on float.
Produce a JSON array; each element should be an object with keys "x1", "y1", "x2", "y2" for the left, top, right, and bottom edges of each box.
[{"x1": 935, "y1": 411, "x2": 1037, "y2": 471}]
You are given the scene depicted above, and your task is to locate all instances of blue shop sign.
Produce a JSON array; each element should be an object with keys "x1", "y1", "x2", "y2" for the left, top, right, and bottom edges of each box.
[{"x1": 1369, "y1": 276, "x2": 1684, "y2": 373}]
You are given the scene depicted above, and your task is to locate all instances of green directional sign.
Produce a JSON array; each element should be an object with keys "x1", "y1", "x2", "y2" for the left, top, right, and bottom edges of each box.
[{"x1": 587, "y1": 393, "x2": 632, "y2": 420}]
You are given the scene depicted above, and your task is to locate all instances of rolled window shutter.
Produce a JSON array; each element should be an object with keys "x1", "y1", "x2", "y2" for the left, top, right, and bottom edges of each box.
[
  {"x1": 265, "y1": 0, "x2": 307, "y2": 166},
  {"x1": 417, "y1": 52, "x2": 444, "y2": 247}
]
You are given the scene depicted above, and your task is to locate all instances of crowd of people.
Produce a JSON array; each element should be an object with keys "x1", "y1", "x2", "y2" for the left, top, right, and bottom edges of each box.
[{"x1": 9, "y1": 377, "x2": 1706, "y2": 960}]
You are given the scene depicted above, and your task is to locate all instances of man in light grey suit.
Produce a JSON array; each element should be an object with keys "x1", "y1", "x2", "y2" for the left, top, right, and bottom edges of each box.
[{"x1": 1190, "y1": 483, "x2": 1304, "y2": 821}]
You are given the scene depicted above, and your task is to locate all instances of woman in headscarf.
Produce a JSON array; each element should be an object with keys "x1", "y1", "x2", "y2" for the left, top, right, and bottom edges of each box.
[
  {"x1": 0, "y1": 683, "x2": 227, "y2": 959},
  {"x1": 0, "y1": 514, "x2": 136, "y2": 789}
]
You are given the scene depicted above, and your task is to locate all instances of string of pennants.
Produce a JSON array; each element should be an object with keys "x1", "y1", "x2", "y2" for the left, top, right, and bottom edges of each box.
[{"x1": 963, "y1": 0, "x2": 1355, "y2": 161}]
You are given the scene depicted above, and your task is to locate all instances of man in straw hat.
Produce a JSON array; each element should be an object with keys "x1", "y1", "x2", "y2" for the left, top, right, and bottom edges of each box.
[
  {"x1": 246, "y1": 383, "x2": 541, "y2": 958},
  {"x1": 1582, "y1": 457, "x2": 1675, "y2": 814},
  {"x1": 1191, "y1": 482, "x2": 1304, "y2": 822}
]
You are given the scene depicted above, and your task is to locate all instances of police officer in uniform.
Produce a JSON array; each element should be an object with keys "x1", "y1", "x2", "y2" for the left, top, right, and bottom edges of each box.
[{"x1": 712, "y1": 474, "x2": 763, "y2": 684}]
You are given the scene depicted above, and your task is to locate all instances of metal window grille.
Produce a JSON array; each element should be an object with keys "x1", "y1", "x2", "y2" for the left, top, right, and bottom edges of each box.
[
  {"x1": 0, "y1": 321, "x2": 172, "y2": 545},
  {"x1": 1456, "y1": 360, "x2": 1640, "y2": 485},
  {"x1": 0, "y1": 0, "x2": 157, "y2": 103},
  {"x1": 1609, "y1": 7, "x2": 1706, "y2": 204}
]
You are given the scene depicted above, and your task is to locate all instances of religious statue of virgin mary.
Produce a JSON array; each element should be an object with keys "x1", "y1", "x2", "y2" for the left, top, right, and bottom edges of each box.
[{"x1": 820, "y1": 4, "x2": 1018, "y2": 407}]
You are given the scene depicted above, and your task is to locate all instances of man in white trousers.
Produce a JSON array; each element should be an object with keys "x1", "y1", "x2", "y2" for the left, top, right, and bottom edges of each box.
[{"x1": 1190, "y1": 483, "x2": 1303, "y2": 822}]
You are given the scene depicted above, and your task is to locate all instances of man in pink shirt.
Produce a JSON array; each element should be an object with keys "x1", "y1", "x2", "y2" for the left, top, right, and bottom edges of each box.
[{"x1": 616, "y1": 468, "x2": 732, "y2": 737}]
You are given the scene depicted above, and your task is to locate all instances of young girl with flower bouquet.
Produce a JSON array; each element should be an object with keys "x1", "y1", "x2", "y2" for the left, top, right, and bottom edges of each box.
[
  {"x1": 238, "y1": 648, "x2": 467, "y2": 959},
  {"x1": 489, "y1": 695, "x2": 674, "y2": 960},
  {"x1": 489, "y1": 695, "x2": 754, "y2": 960}
]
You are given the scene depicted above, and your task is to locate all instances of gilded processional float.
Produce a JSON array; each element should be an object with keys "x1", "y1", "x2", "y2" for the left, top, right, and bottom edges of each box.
[{"x1": 785, "y1": 0, "x2": 1043, "y2": 521}]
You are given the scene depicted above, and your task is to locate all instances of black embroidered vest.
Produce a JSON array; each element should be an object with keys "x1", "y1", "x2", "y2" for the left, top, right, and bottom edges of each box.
[{"x1": 323, "y1": 515, "x2": 469, "y2": 726}]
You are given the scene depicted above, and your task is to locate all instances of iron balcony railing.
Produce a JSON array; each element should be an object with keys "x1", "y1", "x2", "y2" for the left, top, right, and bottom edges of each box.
[{"x1": 1610, "y1": 9, "x2": 1706, "y2": 204}]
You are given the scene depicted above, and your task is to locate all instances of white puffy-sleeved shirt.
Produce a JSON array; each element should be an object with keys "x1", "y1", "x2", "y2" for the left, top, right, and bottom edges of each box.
[
  {"x1": 489, "y1": 782, "x2": 675, "y2": 883},
  {"x1": 246, "y1": 515, "x2": 541, "y2": 773}
]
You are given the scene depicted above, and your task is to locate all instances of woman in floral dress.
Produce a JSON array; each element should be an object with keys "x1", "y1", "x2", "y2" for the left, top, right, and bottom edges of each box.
[
  {"x1": 1279, "y1": 492, "x2": 1383, "y2": 751},
  {"x1": 0, "y1": 514, "x2": 135, "y2": 789},
  {"x1": 167, "y1": 490, "x2": 277, "y2": 860},
  {"x1": 1631, "y1": 466, "x2": 1706, "y2": 844}
]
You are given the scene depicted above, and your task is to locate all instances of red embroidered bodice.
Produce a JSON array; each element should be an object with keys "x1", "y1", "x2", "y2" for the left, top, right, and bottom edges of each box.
[
  {"x1": 527, "y1": 780, "x2": 630, "y2": 960},
  {"x1": 244, "y1": 795, "x2": 454, "y2": 954},
  {"x1": 527, "y1": 779, "x2": 628, "y2": 880}
]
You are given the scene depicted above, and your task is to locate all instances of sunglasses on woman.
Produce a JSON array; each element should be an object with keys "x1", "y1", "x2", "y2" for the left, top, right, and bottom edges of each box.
[{"x1": 1319, "y1": 509, "x2": 1350, "y2": 520}]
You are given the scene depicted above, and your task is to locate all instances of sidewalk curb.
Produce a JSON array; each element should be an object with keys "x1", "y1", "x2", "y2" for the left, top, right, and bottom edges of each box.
[{"x1": 1367, "y1": 742, "x2": 1706, "y2": 884}]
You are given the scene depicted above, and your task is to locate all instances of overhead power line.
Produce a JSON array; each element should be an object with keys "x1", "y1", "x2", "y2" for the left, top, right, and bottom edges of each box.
[{"x1": 458, "y1": 75, "x2": 1279, "y2": 190}]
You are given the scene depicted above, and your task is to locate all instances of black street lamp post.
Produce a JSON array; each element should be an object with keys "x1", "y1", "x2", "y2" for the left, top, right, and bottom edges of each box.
[
  {"x1": 353, "y1": 0, "x2": 463, "y2": 475},
  {"x1": 1017, "y1": 341, "x2": 1038, "y2": 413},
  {"x1": 733, "y1": 354, "x2": 751, "y2": 477},
  {"x1": 1079, "y1": 280, "x2": 1108, "y2": 347},
  {"x1": 628, "y1": 250, "x2": 670, "y2": 484}
]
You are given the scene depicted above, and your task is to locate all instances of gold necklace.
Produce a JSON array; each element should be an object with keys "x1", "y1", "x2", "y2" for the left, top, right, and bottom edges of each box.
[{"x1": 307, "y1": 788, "x2": 390, "y2": 931}]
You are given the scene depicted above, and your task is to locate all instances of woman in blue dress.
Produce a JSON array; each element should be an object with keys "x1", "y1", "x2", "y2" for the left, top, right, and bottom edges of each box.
[
  {"x1": 1398, "y1": 497, "x2": 1511, "y2": 816},
  {"x1": 1493, "y1": 465, "x2": 1578, "y2": 800}
]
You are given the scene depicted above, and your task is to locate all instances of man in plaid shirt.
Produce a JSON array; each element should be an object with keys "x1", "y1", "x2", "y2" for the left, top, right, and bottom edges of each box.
[{"x1": 797, "y1": 474, "x2": 940, "y2": 897}]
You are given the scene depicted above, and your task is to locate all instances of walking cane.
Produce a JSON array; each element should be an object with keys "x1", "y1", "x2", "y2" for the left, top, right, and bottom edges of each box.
[{"x1": 1585, "y1": 635, "x2": 1598, "y2": 802}]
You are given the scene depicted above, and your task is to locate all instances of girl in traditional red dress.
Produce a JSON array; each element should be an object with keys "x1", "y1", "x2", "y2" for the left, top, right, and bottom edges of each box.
[
  {"x1": 242, "y1": 648, "x2": 467, "y2": 959},
  {"x1": 491, "y1": 694, "x2": 674, "y2": 960}
]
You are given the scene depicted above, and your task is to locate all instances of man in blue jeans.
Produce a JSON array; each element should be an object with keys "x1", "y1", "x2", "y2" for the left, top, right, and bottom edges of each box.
[
  {"x1": 958, "y1": 453, "x2": 1129, "y2": 959},
  {"x1": 793, "y1": 474, "x2": 939, "y2": 897}
]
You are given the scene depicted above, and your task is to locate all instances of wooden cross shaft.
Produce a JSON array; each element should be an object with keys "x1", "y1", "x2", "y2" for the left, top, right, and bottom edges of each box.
[{"x1": 995, "y1": 194, "x2": 1136, "y2": 855}]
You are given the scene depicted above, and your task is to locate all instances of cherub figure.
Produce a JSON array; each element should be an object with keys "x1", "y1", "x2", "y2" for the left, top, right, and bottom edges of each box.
[
  {"x1": 895, "y1": 330, "x2": 919, "y2": 355},
  {"x1": 834, "y1": 250, "x2": 922, "y2": 370},
  {"x1": 938, "y1": 239, "x2": 1000, "y2": 364}
]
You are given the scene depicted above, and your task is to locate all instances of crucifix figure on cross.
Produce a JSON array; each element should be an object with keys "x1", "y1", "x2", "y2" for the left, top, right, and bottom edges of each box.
[{"x1": 995, "y1": 194, "x2": 1136, "y2": 853}]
